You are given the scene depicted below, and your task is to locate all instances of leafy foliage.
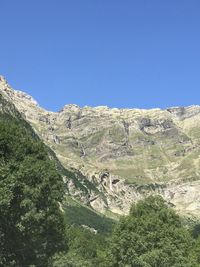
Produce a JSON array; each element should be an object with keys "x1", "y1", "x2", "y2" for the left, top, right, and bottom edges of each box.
[
  {"x1": 106, "y1": 196, "x2": 200, "y2": 267},
  {"x1": 52, "y1": 226, "x2": 107, "y2": 267},
  {"x1": 0, "y1": 118, "x2": 66, "y2": 266},
  {"x1": 52, "y1": 196, "x2": 200, "y2": 267}
]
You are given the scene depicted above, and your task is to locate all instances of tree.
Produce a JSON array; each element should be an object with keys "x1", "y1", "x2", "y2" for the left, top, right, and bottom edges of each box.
[
  {"x1": 52, "y1": 226, "x2": 107, "y2": 267},
  {"x1": 0, "y1": 119, "x2": 67, "y2": 266},
  {"x1": 107, "y1": 196, "x2": 198, "y2": 267}
]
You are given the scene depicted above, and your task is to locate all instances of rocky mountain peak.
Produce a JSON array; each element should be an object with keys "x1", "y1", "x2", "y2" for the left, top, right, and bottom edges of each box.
[
  {"x1": 0, "y1": 76, "x2": 13, "y2": 96},
  {"x1": 60, "y1": 104, "x2": 81, "y2": 113},
  {"x1": 0, "y1": 75, "x2": 7, "y2": 84},
  {"x1": 0, "y1": 76, "x2": 38, "y2": 107}
]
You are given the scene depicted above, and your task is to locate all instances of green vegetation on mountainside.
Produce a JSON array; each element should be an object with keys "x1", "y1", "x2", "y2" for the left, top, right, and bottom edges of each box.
[
  {"x1": 63, "y1": 196, "x2": 114, "y2": 234},
  {"x1": 52, "y1": 196, "x2": 200, "y2": 267}
]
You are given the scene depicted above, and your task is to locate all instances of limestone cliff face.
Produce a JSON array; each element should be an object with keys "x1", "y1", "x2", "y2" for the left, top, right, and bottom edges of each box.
[{"x1": 1, "y1": 76, "x2": 200, "y2": 218}]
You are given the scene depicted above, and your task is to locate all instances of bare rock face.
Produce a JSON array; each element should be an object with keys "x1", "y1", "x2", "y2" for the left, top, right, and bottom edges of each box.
[{"x1": 1, "y1": 76, "x2": 200, "y2": 218}]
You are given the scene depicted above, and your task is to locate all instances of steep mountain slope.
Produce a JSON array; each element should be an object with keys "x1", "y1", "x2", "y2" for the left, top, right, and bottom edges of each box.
[
  {"x1": 1, "y1": 76, "x2": 200, "y2": 218},
  {"x1": 0, "y1": 76, "x2": 113, "y2": 232}
]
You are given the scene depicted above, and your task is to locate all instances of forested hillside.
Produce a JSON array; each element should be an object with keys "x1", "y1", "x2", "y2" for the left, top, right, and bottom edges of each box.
[{"x1": 0, "y1": 116, "x2": 67, "y2": 266}]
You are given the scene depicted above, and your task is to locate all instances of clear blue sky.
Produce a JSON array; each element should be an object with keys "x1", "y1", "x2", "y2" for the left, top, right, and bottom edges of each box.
[{"x1": 0, "y1": 1, "x2": 200, "y2": 111}]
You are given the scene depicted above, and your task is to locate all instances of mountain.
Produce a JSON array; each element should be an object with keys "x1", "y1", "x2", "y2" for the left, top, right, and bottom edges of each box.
[
  {"x1": 0, "y1": 76, "x2": 113, "y2": 233},
  {"x1": 1, "y1": 76, "x2": 200, "y2": 219}
]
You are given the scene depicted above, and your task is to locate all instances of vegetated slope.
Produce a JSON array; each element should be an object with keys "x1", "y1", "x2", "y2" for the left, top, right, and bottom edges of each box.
[
  {"x1": 1, "y1": 76, "x2": 200, "y2": 218},
  {"x1": 0, "y1": 78, "x2": 113, "y2": 236},
  {"x1": 0, "y1": 114, "x2": 67, "y2": 265},
  {"x1": 52, "y1": 196, "x2": 200, "y2": 267}
]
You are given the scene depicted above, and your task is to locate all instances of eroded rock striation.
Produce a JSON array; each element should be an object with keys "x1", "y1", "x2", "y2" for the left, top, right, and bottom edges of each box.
[{"x1": 1, "y1": 75, "x2": 200, "y2": 218}]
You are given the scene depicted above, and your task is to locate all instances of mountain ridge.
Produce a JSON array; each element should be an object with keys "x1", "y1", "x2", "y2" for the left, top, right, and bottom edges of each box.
[
  {"x1": 1, "y1": 75, "x2": 199, "y2": 113},
  {"x1": 1, "y1": 76, "x2": 200, "y2": 218}
]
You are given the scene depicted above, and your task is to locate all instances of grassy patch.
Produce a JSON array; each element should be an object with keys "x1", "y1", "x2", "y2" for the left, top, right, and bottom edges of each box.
[{"x1": 63, "y1": 197, "x2": 115, "y2": 234}]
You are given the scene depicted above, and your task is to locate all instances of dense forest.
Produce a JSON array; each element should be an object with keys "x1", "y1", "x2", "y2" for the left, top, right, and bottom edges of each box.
[{"x1": 0, "y1": 116, "x2": 200, "y2": 266}]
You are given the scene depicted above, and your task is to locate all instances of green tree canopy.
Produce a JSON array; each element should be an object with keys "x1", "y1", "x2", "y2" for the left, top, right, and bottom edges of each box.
[
  {"x1": 0, "y1": 119, "x2": 66, "y2": 266},
  {"x1": 107, "y1": 195, "x2": 198, "y2": 267}
]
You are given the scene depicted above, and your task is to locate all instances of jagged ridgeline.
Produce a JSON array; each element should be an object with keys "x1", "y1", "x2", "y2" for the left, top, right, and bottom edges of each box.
[{"x1": 1, "y1": 76, "x2": 200, "y2": 219}]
